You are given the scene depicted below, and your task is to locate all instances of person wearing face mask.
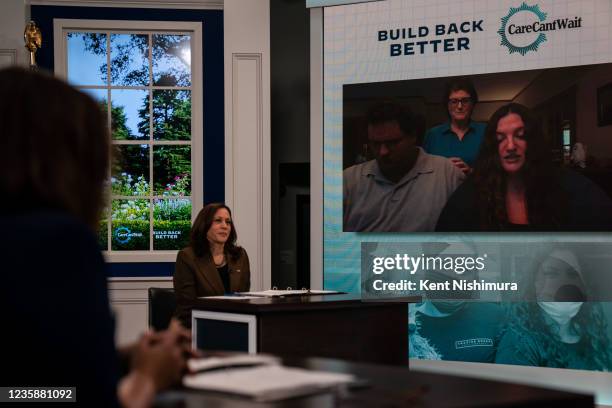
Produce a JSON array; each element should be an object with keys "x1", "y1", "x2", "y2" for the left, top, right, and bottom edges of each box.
[
  {"x1": 423, "y1": 77, "x2": 486, "y2": 175},
  {"x1": 436, "y1": 103, "x2": 612, "y2": 232},
  {"x1": 173, "y1": 203, "x2": 250, "y2": 328},
  {"x1": 411, "y1": 242, "x2": 505, "y2": 363},
  {"x1": 495, "y1": 248, "x2": 612, "y2": 370},
  {"x1": 413, "y1": 275, "x2": 504, "y2": 363}
]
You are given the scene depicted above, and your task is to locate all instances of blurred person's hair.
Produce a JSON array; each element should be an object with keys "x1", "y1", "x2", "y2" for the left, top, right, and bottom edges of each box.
[
  {"x1": 190, "y1": 203, "x2": 241, "y2": 260},
  {"x1": 366, "y1": 101, "x2": 417, "y2": 138},
  {"x1": 0, "y1": 67, "x2": 109, "y2": 229},
  {"x1": 472, "y1": 103, "x2": 568, "y2": 230}
]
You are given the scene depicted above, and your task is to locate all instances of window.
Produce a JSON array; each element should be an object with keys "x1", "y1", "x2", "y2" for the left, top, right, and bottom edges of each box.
[{"x1": 55, "y1": 20, "x2": 203, "y2": 262}]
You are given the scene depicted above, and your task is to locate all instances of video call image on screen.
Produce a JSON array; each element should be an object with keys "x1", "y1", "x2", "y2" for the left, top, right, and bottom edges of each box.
[
  {"x1": 323, "y1": 0, "x2": 612, "y2": 378},
  {"x1": 342, "y1": 63, "x2": 612, "y2": 233}
]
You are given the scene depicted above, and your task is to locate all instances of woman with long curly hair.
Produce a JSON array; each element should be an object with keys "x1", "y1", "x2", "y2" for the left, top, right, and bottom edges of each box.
[
  {"x1": 436, "y1": 103, "x2": 612, "y2": 231},
  {"x1": 495, "y1": 248, "x2": 611, "y2": 371}
]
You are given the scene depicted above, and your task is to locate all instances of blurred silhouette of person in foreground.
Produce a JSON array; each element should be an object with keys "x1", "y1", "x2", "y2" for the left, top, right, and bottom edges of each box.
[{"x1": 0, "y1": 67, "x2": 193, "y2": 407}]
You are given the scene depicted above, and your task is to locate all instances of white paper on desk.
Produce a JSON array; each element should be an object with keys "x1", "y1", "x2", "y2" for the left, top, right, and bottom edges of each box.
[
  {"x1": 183, "y1": 365, "x2": 354, "y2": 401},
  {"x1": 187, "y1": 354, "x2": 280, "y2": 373},
  {"x1": 199, "y1": 295, "x2": 263, "y2": 300},
  {"x1": 239, "y1": 289, "x2": 341, "y2": 297},
  {"x1": 306, "y1": 290, "x2": 343, "y2": 295}
]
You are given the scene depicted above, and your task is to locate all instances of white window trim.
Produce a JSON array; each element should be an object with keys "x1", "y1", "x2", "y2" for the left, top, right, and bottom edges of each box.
[
  {"x1": 54, "y1": 19, "x2": 204, "y2": 263},
  {"x1": 29, "y1": 0, "x2": 223, "y2": 10}
]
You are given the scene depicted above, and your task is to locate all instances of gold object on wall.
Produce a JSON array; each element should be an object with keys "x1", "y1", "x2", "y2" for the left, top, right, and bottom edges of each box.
[{"x1": 24, "y1": 21, "x2": 42, "y2": 68}]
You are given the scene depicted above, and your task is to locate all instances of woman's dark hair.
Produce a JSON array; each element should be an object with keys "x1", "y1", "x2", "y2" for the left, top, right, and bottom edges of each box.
[
  {"x1": 189, "y1": 203, "x2": 241, "y2": 260},
  {"x1": 504, "y1": 248, "x2": 612, "y2": 370},
  {"x1": 443, "y1": 77, "x2": 478, "y2": 115},
  {"x1": 472, "y1": 103, "x2": 568, "y2": 230},
  {"x1": 0, "y1": 67, "x2": 109, "y2": 229}
]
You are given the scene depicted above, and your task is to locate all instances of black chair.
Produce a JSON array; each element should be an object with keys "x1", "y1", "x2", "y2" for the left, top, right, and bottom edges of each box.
[{"x1": 148, "y1": 287, "x2": 177, "y2": 331}]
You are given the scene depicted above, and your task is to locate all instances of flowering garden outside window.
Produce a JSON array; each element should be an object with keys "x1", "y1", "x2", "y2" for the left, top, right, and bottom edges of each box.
[{"x1": 65, "y1": 29, "x2": 196, "y2": 254}]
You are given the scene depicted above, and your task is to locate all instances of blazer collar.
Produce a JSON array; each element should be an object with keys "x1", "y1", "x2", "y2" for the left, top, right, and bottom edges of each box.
[
  {"x1": 196, "y1": 251, "x2": 242, "y2": 294},
  {"x1": 195, "y1": 252, "x2": 225, "y2": 294}
]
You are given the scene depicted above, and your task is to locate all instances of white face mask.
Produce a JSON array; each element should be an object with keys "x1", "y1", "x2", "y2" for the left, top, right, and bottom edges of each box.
[{"x1": 538, "y1": 302, "x2": 583, "y2": 326}]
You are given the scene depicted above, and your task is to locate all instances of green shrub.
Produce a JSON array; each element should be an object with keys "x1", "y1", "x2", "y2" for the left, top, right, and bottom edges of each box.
[
  {"x1": 112, "y1": 199, "x2": 149, "y2": 222},
  {"x1": 154, "y1": 199, "x2": 191, "y2": 221},
  {"x1": 161, "y1": 173, "x2": 191, "y2": 196},
  {"x1": 111, "y1": 173, "x2": 150, "y2": 196}
]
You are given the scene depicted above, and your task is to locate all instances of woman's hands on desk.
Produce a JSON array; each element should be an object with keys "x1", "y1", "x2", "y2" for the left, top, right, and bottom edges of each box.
[
  {"x1": 132, "y1": 324, "x2": 186, "y2": 390},
  {"x1": 118, "y1": 319, "x2": 198, "y2": 408},
  {"x1": 151, "y1": 319, "x2": 199, "y2": 363}
]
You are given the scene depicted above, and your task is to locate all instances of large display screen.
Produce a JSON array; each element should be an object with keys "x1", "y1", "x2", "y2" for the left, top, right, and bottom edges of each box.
[{"x1": 323, "y1": 0, "x2": 612, "y2": 374}]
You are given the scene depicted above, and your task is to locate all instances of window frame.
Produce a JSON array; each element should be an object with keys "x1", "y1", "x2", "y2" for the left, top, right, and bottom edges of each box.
[{"x1": 54, "y1": 19, "x2": 204, "y2": 263}]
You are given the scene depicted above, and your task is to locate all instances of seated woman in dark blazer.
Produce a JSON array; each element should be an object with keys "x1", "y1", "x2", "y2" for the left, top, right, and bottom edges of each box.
[{"x1": 173, "y1": 203, "x2": 250, "y2": 327}]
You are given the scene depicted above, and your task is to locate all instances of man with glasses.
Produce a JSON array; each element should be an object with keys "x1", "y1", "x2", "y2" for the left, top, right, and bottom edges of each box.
[
  {"x1": 343, "y1": 101, "x2": 464, "y2": 232},
  {"x1": 423, "y1": 77, "x2": 485, "y2": 174}
]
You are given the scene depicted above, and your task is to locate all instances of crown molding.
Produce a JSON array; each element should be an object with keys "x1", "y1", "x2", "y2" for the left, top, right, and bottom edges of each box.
[{"x1": 28, "y1": 0, "x2": 223, "y2": 10}]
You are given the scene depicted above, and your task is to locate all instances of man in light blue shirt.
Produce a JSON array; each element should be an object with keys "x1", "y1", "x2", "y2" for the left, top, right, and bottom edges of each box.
[{"x1": 423, "y1": 77, "x2": 485, "y2": 173}]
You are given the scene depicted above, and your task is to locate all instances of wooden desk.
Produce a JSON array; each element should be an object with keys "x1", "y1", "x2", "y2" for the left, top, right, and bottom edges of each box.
[
  {"x1": 191, "y1": 294, "x2": 417, "y2": 365},
  {"x1": 156, "y1": 356, "x2": 594, "y2": 407}
]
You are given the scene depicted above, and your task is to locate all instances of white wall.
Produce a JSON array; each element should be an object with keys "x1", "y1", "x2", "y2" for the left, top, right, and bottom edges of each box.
[
  {"x1": 224, "y1": 0, "x2": 271, "y2": 291},
  {"x1": 109, "y1": 279, "x2": 173, "y2": 346},
  {"x1": 0, "y1": 0, "x2": 28, "y2": 67}
]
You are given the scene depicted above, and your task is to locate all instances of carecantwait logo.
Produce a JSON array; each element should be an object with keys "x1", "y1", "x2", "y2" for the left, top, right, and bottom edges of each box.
[
  {"x1": 114, "y1": 227, "x2": 143, "y2": 244},
  {"x1": 498, "y1": 2, "x2": 582, "y2": 56}
]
